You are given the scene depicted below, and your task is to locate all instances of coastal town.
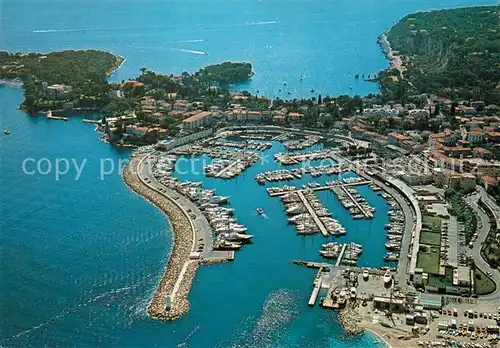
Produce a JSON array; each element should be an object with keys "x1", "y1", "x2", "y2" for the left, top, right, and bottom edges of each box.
[{"x1": 1, "y1": 4, "x2": 499, "y2": 348}]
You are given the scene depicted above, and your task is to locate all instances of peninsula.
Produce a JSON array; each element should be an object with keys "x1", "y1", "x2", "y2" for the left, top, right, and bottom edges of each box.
[{"x1": 379, "y1": 6, "x2": 500, "y2": 104}]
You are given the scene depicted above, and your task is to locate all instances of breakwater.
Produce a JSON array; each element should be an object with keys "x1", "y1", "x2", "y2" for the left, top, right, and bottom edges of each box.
[{"x1": 123, "y1": 153, "x2": 197, "y2": 320}]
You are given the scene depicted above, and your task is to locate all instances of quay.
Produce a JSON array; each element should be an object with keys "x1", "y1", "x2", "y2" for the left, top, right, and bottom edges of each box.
[
  {"x1": 339, "y1": 184, "x2": 373, "y2": 219},
  {"x1": 297, "y1": 190, "x2": 330, "y2": 237},
  {"x1": 267, "y1": 180, "x2": 372, "y2": 197},
  {"x1": 335, "y1": 244, "x2": 348, "y2": 266}
]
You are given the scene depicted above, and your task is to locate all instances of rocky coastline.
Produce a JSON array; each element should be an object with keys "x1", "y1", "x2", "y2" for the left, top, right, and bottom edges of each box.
[
  {"x1": 339, "y1": 304, "x2": 364, "y2": 335},
  {"x1": 123, "y1": 153, "x2": 197, "y2": 320}
]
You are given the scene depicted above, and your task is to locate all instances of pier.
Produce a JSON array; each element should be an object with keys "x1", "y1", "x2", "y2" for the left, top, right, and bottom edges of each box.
[
  {"x1": 335, "y1": 244, "x2": 348, "y2": 266},
  {"x1": 297, "y1": 190, "x2": 329, "y2": 237},
  {"x1": 267, "y1": 180, "x2": 372, "y2": 197},
  {"x1": 308, "y1": 268, "x2": 323, "y2": 306},
  {"x1": 338, "y1": 184, "x2": 373, "y2": 219},
  {"x1": 47, "y1": 115, "x2": 68, "y2": 121},
  {"x1": 82, "y1": 119, "x2": 100, "y2": 124},
  {"x1": 215, "y1": 159, "x2": 242, "y2": 178}
]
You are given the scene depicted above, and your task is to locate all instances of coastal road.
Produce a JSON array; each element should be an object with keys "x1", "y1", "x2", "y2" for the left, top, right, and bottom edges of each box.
[
  {"x1": 140, "y1": 152, "x2": 233, "y2": 260},
  {"x1": 138, "y1": 152, "x2": 228, "y2": 260},
  {"x1": 465, "y1": 192, "x2": 500, "y2": 302}
]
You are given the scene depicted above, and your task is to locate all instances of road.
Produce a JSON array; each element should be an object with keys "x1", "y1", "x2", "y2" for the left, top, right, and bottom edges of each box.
[
  {"x1": 138, "y1": 152, "x2": 231, "y2": 260},
  {"x1": 465, "y1": 191, "x2": 500, "y2": 302}
]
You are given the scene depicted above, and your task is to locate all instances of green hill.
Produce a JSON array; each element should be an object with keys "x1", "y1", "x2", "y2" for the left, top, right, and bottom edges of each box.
[{"x1": 381, "y1": 5, "x2": 500, "y2": 104}]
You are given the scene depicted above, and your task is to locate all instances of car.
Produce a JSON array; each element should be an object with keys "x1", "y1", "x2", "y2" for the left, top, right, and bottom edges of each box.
[{"x1": 487, "y1": 271, "x2": 492, "y2": 277}]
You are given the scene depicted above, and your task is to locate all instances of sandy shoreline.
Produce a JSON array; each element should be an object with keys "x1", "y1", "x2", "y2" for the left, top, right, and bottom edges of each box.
[{"x1": 123, "y1": 153, "x2": 198, "y2": 320}]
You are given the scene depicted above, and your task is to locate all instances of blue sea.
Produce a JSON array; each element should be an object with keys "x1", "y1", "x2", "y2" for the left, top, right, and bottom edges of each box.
[{"x1": 1, "y1": 0, "x2": 497, "y2": 347}]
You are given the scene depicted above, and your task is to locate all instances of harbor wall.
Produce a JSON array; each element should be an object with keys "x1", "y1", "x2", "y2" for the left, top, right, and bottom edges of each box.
[{"x1": 123, "y1": 153, "x2": 198, "y2": 320}]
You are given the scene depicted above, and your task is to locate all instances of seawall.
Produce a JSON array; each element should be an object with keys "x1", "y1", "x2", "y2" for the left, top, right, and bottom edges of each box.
[{"x1": 123, "y1": 152, "x2": 198, "y2": 320}]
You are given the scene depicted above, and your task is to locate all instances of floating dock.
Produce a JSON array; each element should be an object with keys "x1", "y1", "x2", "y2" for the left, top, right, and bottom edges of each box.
[{"x1": 297, "y1": 190, "x2": 329, "y2": 237}]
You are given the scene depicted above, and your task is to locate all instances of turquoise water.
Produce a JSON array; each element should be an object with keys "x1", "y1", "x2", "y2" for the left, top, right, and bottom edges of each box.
[{"x1": 1, "y1": 0, "x2": 498, "y2": 346}]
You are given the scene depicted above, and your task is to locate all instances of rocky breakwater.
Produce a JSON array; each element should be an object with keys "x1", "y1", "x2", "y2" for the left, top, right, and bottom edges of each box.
[
  {"x1": 123, "y1": 153, "x2": 197, "y2": 321},
  {"x1": 339, "y1": 303, "x2": 364, "y2": 335}
]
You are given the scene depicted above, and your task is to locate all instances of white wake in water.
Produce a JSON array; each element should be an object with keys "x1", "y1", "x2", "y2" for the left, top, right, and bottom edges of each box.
[
  {"x1": 170, "y1": 48, "x2": 208, "y2": 55},
  {"x1": 32, "y1": 28, "x2": 90, "y2": 33},
  {"x1": 247, "y1": 20, "x2": 279, "y2": 25}
]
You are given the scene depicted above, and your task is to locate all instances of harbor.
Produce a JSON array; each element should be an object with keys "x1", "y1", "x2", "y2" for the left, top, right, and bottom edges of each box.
[{"x1": 120, "y1": 129, "x2": 404, "y2": 330}]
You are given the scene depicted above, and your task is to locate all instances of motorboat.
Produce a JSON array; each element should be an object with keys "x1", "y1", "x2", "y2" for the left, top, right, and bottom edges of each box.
[
  {"x1": 213, "y1": 240, "x2": 242, "y2": 250},
  {"x1": 383, "y1": 270, "x2": 392, "y2": 284},
  {"x1": 256, "y1": 208, "x2": 264, "y2": 215}
]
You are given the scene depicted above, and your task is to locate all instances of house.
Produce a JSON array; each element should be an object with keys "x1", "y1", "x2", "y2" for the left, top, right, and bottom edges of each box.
[
  {"x1": 388, "y1": 132, "x2": 411, "y2": 149},
  {"x1": 459, "y1": 173, "x2": 476, "y2": 191},
  {"x1": 486, "y1": 132, "x2": 500, "y2": 143},
  {"x1": 467, "y1": 130, "x2": 485, "y2": 144},
  {"x1": 147, "y1": 112, "x2": 166, "y2": 123},
  {"x1": 126, "y1": 125, "x2": 148, "y2": 137},
  {"x1": 473, "y1": 147, "x2": 493, "y2": 159},
  {"x1": 43, "y1": 83, "x2": 72, "y2": 99},
  {"x1": 182, "y1": 111, "x2": 212, "y2": 130},
  {"x1": 481, "y1": 176, "x2": 497, "y2": 190}
]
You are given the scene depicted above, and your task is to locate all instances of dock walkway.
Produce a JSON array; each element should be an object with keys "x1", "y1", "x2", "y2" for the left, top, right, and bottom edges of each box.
[
  {"x1": 297, "y1": 190, "x2": 329, "y2": 237},
  {"x1": 215, "y1": 159, "x2": 241, "y2": 178},
  {"x1": 335, "y1": 244, "x2": 347, "y2": 266},
  {"x1": 268, "y1": 181, "x2": 371, "y2": 197},
  {"x1": 308, "y1": 268, "x2": 323, "y2": 306},
  {"x1": 339, "y1": 184, "x2": 373, "y2": 219}
]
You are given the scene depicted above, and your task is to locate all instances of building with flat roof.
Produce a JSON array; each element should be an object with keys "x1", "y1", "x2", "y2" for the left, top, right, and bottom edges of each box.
[
  {"x1": 182, "y1": 111, "x2": 212, "y2": 130},
  {"x1": 418, "y1": 293, "x2": 442, "y2": 310}
]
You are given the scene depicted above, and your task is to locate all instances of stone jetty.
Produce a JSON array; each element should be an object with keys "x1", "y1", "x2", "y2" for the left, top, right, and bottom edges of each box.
[
  {"x1": 339, "y1": 304, "x2": 364, "y2": 335},
  {"x1": 123, "y1": 153, "x2": 197, "y2": 321}
]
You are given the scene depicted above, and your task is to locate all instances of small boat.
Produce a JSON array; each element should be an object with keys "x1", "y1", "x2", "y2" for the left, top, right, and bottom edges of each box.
[
  {"x1": 355, "y1": 74, "x2": 359, "y2": 78},
  {"x1": 257, "y1": 208, "x2": 264, "y2": 215},
  {"x1": 3, "y1": 129, "x2": 10, "y2": 135}
]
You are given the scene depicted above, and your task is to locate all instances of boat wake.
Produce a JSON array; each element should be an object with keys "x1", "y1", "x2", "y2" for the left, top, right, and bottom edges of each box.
[
  {"x1": 220, "y1": 289, "x2": 300, "y2": 348},
  {"x1": 170, "y1": 48, "x2": 208, "y2": 55},
  {"x1": 247, "y1": 20, "x2": 279, "y2": 26},
  {"x1": 175, "y1": 39, "x2": 205, "y2": 43},
  {"x1": 32, "y1": 28, "x2": 89, "y2": 33}
]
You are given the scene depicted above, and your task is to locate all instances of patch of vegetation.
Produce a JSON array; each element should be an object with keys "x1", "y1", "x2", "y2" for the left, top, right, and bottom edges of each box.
[
  {"x1": 195, "y1": 62, "x2": 253, "y2": 85},
  {"x1": 420, "y1": 231, "x2": 441, "y2": 246},
  {"x1": 474, "y1": 267, "x2": 497, "y2": 295},
  {"x1": 445, "y1": 188, "x2": 477, "y2": 243},
  {"x1": 417, "y1": 245, "x2": 440, "y2": 274},
  {"x1": 381, "y1": 6, "x2": 500, "y2": 104},
  {"x1": 0, "y1": 50, "x2": 123, "y2": 113}
]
